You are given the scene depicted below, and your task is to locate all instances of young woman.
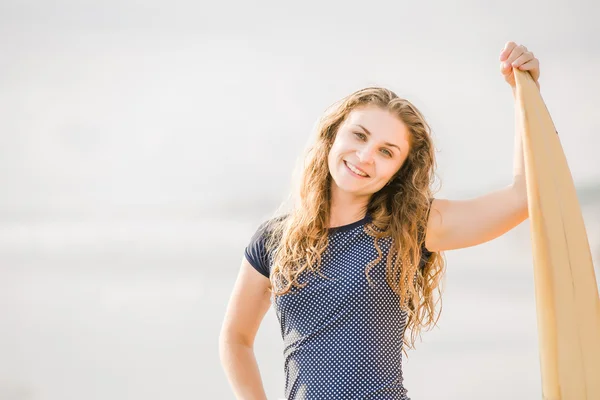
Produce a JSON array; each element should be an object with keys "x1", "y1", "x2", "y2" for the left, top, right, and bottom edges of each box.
[{"x1": 219, "y1": 41, "x2": 541, "y2": 399}]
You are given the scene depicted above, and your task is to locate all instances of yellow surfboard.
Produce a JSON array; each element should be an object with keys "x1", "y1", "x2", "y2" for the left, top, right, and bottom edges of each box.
[{"x1": 514, "y1": 68, "x2": 600, "y2": 399}]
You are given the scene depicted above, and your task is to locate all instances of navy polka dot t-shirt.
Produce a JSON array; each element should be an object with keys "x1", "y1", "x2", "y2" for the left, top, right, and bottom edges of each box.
[{"x1": 244, "y1": 212, "x2": 432, "y2": 400}]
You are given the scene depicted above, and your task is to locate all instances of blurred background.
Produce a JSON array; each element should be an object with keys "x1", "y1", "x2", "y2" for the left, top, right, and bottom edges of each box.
[{"x1": 1, "y1": 0, "x2": 599, "y2": 399}]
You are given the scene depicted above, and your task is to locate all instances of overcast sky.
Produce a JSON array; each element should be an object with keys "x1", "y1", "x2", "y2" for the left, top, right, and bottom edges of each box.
[{"x1": 1, "y1": 0, "x2": 598, "y2": 217}]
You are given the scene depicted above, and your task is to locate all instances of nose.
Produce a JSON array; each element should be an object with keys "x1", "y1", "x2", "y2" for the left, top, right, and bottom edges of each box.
[{"x1": 357, "y1": 146, "x2": 375, "y2": 164}]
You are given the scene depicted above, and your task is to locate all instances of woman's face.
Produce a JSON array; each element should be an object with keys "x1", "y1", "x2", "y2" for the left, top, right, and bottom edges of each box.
[{"x1": 327, "y1": 105, "x2": 411, "y2": 196}]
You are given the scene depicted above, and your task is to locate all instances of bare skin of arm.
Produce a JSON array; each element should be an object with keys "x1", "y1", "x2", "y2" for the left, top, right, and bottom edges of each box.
[
  {"x1": 425, "y1": 88, "x2": 529, "y2": 252},
  {"x1": 219, "y1": 257, "x2": 273, "y2": 400}
]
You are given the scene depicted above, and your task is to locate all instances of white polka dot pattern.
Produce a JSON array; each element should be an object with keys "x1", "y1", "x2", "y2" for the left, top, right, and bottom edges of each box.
[{"x1": 245, "y1": 214, "x2": 429, "y2": 399}]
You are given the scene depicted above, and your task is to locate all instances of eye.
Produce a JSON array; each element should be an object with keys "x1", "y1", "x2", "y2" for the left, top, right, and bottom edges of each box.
[
  {"x1": 353, "y1": 132, "x2": 367, "y2": 140},
  {"x1": 381, "y1": 149, "x2": 393, "y2": 157}
]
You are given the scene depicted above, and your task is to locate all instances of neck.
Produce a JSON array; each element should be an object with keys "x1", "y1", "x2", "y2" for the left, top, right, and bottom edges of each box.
[{"x1": 329, "y1": 183, "x2": 370, "y2": 228}]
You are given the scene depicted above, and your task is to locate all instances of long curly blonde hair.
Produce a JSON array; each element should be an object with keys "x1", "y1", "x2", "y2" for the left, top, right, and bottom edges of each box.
[{"x1": 263, "y1": 86, "x2": 446, "y2": 353}]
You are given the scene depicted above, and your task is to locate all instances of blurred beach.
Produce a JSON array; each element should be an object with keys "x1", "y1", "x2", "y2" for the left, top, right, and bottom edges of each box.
[{"x1": 0, "y1": 195, "x2": 598, "y2": 399}]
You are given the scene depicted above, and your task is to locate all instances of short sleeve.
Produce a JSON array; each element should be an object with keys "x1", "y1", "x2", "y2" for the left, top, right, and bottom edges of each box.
[{"x1": 244, "y1": 220, "x2": 271, "y2": 278}]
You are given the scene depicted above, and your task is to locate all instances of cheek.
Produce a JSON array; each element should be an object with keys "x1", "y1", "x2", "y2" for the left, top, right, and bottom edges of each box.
[
  {"x1": 327, "y1": 147, "x2": 340, "y2": 174},
  {"x1": 387, "y1": 162, "x2": 405, "y2": 181},
  {"x1": 382, "y1": 163, "x2": 402, "y2": 181},
  {"x1": 336, "y1": 145, "x2": 355, "y2": 165},
  {"x1": 328, "y1": 140, "x2": 345, "y2": 163}
]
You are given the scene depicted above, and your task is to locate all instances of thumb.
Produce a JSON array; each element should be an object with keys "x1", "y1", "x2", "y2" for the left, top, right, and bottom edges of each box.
[{"x1": 500, "y1": 61, "x2": 512, "y2": 77}]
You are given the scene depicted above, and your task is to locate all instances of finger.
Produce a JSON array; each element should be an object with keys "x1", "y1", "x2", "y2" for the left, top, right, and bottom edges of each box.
[
  {"x1": 516, "y1": 57, "x2": 537, "y2": 70},
  {"x1": 499, "y1": 41, "x2": 518, "y2": 61},
  {"x1": 511, "y1": 52, "x2": 534, "y2": 68},
  {"x1": 516, "y1": 59, "x2": 540, "y2": 82},
  {"x1": 506, "y1": 45, "x2": 527, "y2": 65},
  {"x1": 500, "y1": 60, "x2": 512, "y2": 76}
]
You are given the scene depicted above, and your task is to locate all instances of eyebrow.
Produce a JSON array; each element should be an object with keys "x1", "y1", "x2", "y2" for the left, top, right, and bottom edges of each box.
[{"x1": 355, "y1": 124, "x2": 402, "y2": 153}]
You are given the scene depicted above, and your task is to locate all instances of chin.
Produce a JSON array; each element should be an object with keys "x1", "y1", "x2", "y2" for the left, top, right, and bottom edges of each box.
[
  {"x1": 333, "y1": 177, "x2": 373, "y2": 196},
  {"x1": 332, "y1": 177, "x2": 358, "y2": 192}
]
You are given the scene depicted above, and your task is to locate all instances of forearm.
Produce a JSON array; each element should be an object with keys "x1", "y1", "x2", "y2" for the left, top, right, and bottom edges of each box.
[
  {"x1": 219, "y1": 339, "x2": 268, "y2": 400},
  {"x1": 511, "y1": 82, "x2": 552, "y2": 188},
  {"x1": 509, "y1": 87, "x2": 529, "y2": 223},
  {"x1": 511, "y1": 87, "x2": 526, "y2": 192}
]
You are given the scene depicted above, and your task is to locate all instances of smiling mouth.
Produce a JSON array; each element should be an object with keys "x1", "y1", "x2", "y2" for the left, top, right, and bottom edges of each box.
[{"x1": 344, "y1": 160, "x2": 370, "y2": 177}]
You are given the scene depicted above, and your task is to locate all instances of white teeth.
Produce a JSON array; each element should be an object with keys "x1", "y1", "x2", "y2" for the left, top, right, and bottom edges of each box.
[{"x1": 346, "y1": 161, "x2": 367, "y2": 177}]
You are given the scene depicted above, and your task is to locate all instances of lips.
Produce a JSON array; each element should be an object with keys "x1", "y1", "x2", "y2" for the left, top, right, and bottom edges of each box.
[{"x1": 344, "y1": 160, "x2": 370, "y2": 177}]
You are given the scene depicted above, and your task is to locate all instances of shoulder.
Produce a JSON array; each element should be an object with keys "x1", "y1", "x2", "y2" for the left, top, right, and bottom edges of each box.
[
  {"x1": 244, "y1": 214, "x2": 288, "y2": 278},
  {"x1": 253, "y1": 214, "x2": 288, "y2": 241}
]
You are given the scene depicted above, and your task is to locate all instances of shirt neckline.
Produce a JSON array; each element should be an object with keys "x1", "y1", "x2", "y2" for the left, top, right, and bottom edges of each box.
[{"x1": 328, "y1": 213, "x2": 372, "y2": 233}]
